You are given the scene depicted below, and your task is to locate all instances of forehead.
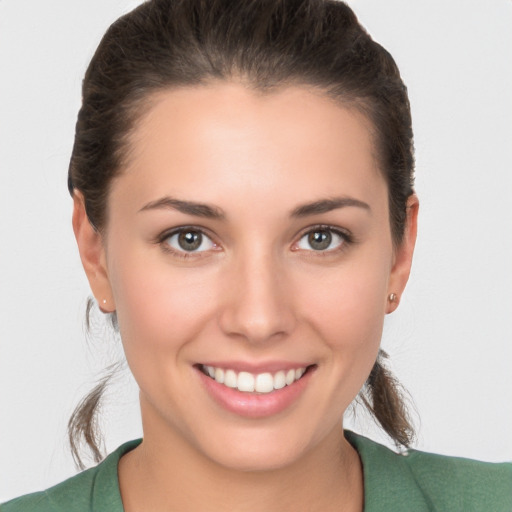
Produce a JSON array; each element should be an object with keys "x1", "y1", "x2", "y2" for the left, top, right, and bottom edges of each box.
[{"x1": 116, "y1": 83, "x2": 386, "y2": 213}]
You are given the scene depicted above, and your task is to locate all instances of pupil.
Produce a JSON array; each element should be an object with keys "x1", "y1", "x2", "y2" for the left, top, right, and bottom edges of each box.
[
  {"x1": 178, "y1": 231, "x2": 202, "y2": 251},
  {"x1": 308, "y1": 230, "x2": 331, "y2": 250}
]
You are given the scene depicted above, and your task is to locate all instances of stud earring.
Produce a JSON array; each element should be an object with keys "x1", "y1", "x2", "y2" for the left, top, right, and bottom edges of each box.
[
  {"x1": 102, "y1": 299, "x2": 107, "y2": 305},
  {"x1": 388, "y1": 293, "x2": 397, "y2": 303}
]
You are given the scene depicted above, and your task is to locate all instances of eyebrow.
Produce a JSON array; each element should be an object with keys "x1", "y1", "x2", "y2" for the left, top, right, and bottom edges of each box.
[
  {"x1": 138, "y1": 195, "x2": 370, "y2": 220},
  {"x1": 291, "y1": 197, "x2": 371, "y2": 217},
  {"x1": 139, "y1": 197, "x2": 225, "y2": 219}
]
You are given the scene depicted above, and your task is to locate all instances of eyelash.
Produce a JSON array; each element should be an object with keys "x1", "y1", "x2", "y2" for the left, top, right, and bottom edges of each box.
[
  {"x1": 157, "y1": 226, "x2": 219, "y2": 260},
  {"x1": 156, "y1": 224, "x2": 355, "y2": 259},
  {"x1": 293, "y1": 224, "x2": 354, "y2": 256}
]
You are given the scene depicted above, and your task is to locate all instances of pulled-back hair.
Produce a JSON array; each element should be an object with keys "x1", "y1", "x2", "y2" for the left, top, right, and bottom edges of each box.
[{"x1": 68, "y1": 0, "x2": 415, "y2": 469}]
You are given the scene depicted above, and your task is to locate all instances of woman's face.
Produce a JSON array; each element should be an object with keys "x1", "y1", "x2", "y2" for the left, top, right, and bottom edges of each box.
[{"x1": 76, "y1": 83, "x2": 416, "y2": 471}]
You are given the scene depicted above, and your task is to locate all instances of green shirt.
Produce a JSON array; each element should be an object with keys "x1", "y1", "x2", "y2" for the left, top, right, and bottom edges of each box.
[{"x1": 3, "y1": 432, "x2": 511, "y2": 511}]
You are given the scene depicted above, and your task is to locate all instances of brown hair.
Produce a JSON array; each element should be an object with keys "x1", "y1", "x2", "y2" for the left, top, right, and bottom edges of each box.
[{"x1": 68, "y1": 0, "x2": 416, "y2": 469}]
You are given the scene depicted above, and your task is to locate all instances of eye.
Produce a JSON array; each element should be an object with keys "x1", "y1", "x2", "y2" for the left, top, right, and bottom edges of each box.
[
  {"x1": 164, "y1": 229, "x2": 216, "y2": 253},
  {"x1": 295, "y1": 227, "x2": 347, "y2": 252}
]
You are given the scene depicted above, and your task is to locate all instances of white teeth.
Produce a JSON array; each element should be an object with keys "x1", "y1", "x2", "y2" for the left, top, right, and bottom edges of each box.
[
  {"x1": 237, "y1": 372, "x2": 255, "y2": 392},
  {"x1": 255, "y1": 373, "x2": 274, "y2": 393},
  {"x1": 214, "y1": 367, "x2": 224, "y2": 384},
  {"x1": 273, "y1": 371, "x2": 286, "y2": 390},
  {"x1": 224, "y1": 369, "x2": 237, "y2": 388},
  {"x1": 203, "y1": 365, "x2": 308, "y2": 393}
]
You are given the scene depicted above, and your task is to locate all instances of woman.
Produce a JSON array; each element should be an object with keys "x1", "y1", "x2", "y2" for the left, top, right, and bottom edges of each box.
[{"x1": 2, "y1": 0, "x2": 511, "y2": 510}]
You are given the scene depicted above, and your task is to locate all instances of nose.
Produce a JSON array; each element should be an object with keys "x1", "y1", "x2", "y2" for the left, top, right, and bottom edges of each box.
[{"x1": 218, "y1": 248, "x2": 296, "y2": 344}]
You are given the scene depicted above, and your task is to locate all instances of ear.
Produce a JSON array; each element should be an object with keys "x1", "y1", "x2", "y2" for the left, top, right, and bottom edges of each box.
[
  {"x1": 72, "y1": 191, "x2": 115, "y2": 313},
  {"x1": 386, "y1": 194, "x2": 419, "y2": 314}
]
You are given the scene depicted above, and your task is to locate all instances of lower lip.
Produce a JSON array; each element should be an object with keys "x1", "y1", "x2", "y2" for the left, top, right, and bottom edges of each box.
[{"x1": 197, "y1": 367, "x2": 314, "y2": 419}]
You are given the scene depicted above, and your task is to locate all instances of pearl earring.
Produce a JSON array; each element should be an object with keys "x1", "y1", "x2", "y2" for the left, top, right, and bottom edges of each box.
[{"x1": 388, "y1": 293, "x2": 397, "y2": 302}]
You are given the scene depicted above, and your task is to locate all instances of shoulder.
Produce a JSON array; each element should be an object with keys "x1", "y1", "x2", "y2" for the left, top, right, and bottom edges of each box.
[
  {"x1": 1, "y1": 440, "x2": 141, "y2": 512},
  {"x1": 1, "y1": 468, "x2": 98, "y2": 512},
  {"x1": 404, "y1": 445, "x2": 512, "y2": 510},
  {"x1": 346, "y1": 431, "x2": 512, "y2": 512}
]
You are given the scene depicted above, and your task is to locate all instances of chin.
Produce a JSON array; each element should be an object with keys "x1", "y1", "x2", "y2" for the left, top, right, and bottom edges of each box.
[
  {"x1": 209, "y1": 443, "x2": 307, "y2": 473},
  {"x1": 192, "y1": 422, "x2": 328, "y2": 473}
]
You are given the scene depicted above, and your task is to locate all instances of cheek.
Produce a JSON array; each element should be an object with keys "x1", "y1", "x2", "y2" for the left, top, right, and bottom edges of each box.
[
  {"x1": 108, "y1": 249, "x2": 216, "y2": 359},
  {"x1": 304, "y1": 258, "x2": 389, "y2": 339},
  {"x1": 298, "y1": 252, "x2": 391, "y2": 384}
]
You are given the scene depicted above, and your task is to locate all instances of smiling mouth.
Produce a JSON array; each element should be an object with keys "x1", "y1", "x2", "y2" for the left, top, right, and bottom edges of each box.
[{"x1": 199, "y1": 364, "x2": 314, "y2": 394}]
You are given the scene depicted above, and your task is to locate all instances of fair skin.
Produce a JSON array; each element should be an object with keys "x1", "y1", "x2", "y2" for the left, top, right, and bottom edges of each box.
[{"x1": 73, "y1": 83, "x2": 418, "y2": 512}]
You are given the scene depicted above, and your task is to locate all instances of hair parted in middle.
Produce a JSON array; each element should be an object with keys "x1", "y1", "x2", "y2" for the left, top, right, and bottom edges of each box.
[{"x1": 68, "y1": 0, "x2": 416, "y2": 469}]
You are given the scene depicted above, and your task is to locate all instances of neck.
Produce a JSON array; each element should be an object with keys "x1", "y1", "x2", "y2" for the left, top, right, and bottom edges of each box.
[{"x1": 119, "y1": 412, "x2": 363, "y2": 512}]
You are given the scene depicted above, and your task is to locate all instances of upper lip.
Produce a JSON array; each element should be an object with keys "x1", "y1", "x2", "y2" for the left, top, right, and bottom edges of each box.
[{"x1": 196, "y1": 361, "x2": 314, "y2": 373}]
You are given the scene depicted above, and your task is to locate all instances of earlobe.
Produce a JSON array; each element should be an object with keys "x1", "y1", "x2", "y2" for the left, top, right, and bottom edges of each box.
[
  {"x1": 72, "y1": 192, "x2": 116, "y2": 313},
  {"x1": 386, "y1": 194, "x2": 419, "y2": 314}
]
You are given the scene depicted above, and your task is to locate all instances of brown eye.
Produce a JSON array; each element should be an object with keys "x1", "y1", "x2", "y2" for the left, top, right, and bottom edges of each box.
[
  {"x1": 164, "y1": 229, "x2": 215, "y2": 253},
  {"x1": 296, "y1": 228, "x2": 346, "y2": 252},
  {"x1": 178, "y1": 230, "x2": 202, "y2": 251},
  {"x1": 308, "y1": 230, "x2": 332, "y2": 251}
]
